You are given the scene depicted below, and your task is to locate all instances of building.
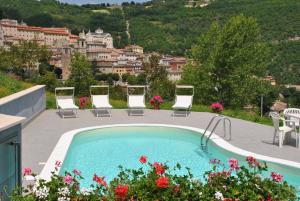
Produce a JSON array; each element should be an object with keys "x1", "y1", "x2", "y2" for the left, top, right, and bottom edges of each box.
[
  {"x1": 78, "y1": 28, "x2": 113, "y2": 50},
  {"x1": 0, "y1": 19, "x2": 146, "y2": 80},
  {"x1": 159, "y1": 56, "x2": 187, "y2": 81},
  {"x1": 0, "y1": 19, "x2": 74, "y2": 47}
]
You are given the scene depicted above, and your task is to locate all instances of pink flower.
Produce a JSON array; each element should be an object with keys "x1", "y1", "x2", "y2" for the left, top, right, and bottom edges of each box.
[
  {"x1": 23, "y1": 167, "x2": 32, "y2": 176},
  {"x1": 139, "y1": 155, "x2": 147, "y2": 164},
  {"x1": 79, "y1": 97, "x2": 88, "y2": 108},
  {"x1": 209, "y1": 158, "x2": 221, "y2": 165},
  {"x1": 271, "y1": 172, "x2": 283, "y2": 182},
  {"x1": 72, "y1": 169, "x2": 81, "y2": 175},
  {"x1": 63, "y1": 175, "x2": 73, "y2": 185},
  {"x1": 246, "y1": 156, "x2": 260, "y2": 168},
  {"x1": 149, "y1": 96, "x2": 164, "y2": 105},
  {"x1": 228, "y1": 158, "x2": 239, "y2": 171},
  {"x1": 210, "y1": 102, "x2": 224, "y2": 113},
  {"x1": 55, "y1": 160, "x2": 61, "y2": 167}
]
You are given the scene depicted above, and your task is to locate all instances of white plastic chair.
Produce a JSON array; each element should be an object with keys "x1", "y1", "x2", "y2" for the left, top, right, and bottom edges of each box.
[
  {"x1": 90, "y1": 85, "x2": 113, "y2": 117},
  {"x1": 283, "y1": 108, "x2": 300, "y2": 127},
  {"x1": 172, "y1": 85, "x2": 194, "y2": 117},
  {"x1": 127, "y1": 85, "x2": 146, "y2": 116},
  {"x1": 270, "y1": 112, "x2": 297, "y2": 148},
  {"x1": 55, "y1": 87, "x2": 79, "y2": 118}
]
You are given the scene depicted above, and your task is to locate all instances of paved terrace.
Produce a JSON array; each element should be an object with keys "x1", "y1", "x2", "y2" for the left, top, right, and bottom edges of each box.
[{"x1": 23, "y1": 109, "x2": 300, "y2": 173}]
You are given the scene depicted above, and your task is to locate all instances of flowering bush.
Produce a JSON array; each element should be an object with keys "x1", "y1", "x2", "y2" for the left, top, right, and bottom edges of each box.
[
  {"x1": 210, "y1": 102, "x2": 224, "y2": 113},
  {"x1": 11, "y1": 156, "x2": 297, "y2": 201},
  {"x1": 149, "y1": 95, "x2": 164, "y2": 109},
  {"x1": 79, "y1": 97, "x2": 88, "y2": 109}
]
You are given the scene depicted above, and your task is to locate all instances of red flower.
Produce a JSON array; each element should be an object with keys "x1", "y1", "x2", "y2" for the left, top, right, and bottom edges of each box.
[
  {"x1": 153, "y1": 162, "x2": 165, "y2": 175},
  {"x1": 139, "y1": 155, "x2": 147, "y2": 164},
  {"x1": 270, "y1": 172, "x2": 283, "y2": 182},
  {"x1": 156, "y1": 176, "x2": 169, "y2": 188},
  {"x1": 23, "y1": 167, "x2": 32, "y2": 176},
  {"x1": 114, "y1": 184, "x2": 129, "y2": 199},
  {"x1": 246, "y1": 156, "x2": 260, "y2": 167},
  {"x1": 79, "y1": 97, "x2": 88, "y2": 108},
  {"x1": 93, "y1": 174, "x2": 107, "y2": 186}
]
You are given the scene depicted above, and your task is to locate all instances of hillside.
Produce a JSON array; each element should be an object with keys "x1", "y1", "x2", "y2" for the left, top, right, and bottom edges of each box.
[
  {"x1": 0, "y1": 0, "x2": 128, "y2": 47},
  {"x1": 0, "y1": 0, "x2": 299, "y2": 84},
  {"x1": 0, "y1": 72, "x2": 32, "y2": 98}
]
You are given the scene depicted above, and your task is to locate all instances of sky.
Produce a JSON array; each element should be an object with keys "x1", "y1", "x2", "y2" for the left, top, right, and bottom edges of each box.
[{"x1": 59, "y1": 0, "x2": 148, "y2": 4}]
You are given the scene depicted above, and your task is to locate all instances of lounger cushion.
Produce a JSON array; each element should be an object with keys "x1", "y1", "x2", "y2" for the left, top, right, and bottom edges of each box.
[
  {"x1": 172, "y1": 95, "x2": 193, "y2": 109},
  {"x1": 92, "y1": 95, "x2": 112, "y2": 108},
  {"x1": 128, "y1": 95, "x2": 146, "y2": 108},
  {"x1": 57, "y1": 96, "x2": 79, "y2": 109}
]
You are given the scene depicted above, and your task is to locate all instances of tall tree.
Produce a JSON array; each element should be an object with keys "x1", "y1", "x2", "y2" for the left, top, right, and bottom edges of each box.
[
  {"x1": 182, "y1": 15, "x2": 271, "y2": 107},
  {"x1": 144, "y1": 55, "x2": 175, "y2": 100},
  {"x1": 66, "y1": 53, "x2": 95, "y2": 96},
  {"x1": 10, "y1": 40, "x2": 51, "y2": 78}
]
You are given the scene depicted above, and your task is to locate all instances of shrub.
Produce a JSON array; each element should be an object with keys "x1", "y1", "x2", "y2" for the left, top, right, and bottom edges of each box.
[{"x1": 12, "y1": 156, "x2": 297, "y2": 201}]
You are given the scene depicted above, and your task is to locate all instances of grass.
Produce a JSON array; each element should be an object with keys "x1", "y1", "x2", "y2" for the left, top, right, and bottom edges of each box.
[
  {"x1": 0, "y1": 72, "x2": 32, "y2": 98},
  {"x1": 46, "y1": 93, "x2": 272, "y2": 126}
]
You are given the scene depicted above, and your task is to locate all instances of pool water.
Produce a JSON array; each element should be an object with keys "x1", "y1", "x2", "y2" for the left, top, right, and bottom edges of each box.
[{"x1": 60, "y1": 126, "x2": 300, "y2": 193}]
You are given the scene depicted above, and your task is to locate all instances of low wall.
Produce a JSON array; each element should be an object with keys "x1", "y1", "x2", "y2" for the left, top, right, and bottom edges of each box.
[{"x1": 0, "y1": 85, "x2": 46, "y2": 125}]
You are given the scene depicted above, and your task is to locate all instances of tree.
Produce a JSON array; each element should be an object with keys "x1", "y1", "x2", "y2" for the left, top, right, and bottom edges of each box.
[
  {"x1": 144, "y1": 55, "x2": 175, "y2": 100},
  {"x1": 38, "y1": 72, "x2": 60, "y2": 92},
  {"x1": 122, "y1": 73, "x2": 130, "y2": 82},
  {"x1": 10, "y1": 40, "x2": 52, "y2": 78},
  {"x1": 182, "y1": 15, "x2": 272, "y2": 108},
  {"x1": 66, "y1": 54, "x2": 95, "y2": 96},
  {"x1": 0, "y1": 48, "x2": 14, "y2": 72}
]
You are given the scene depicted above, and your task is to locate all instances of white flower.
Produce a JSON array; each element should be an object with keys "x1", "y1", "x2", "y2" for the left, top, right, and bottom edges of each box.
[
  {"x1": 214, "y1": 191, "x2": 224, "y2": 200},
  {"x1": 58, "y1": 187, "x2": 70, "y2": 196},
  {"x1": 199, "y1": 192, "x2": 203, "y2": 196},
  {"x1": 81, "y1": 187, "x2": 92, "y2": 196},
  {"x1": 33, "y1": 186, "x2": 49, "y2": 199},
  {"x1": 58, "y1": 197, "x2": 70, "y2": 201}
]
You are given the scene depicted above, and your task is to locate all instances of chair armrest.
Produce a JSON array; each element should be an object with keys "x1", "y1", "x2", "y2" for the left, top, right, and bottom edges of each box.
[{"x1": 284, "y1": 120, "x2": 296, "y2": 129}]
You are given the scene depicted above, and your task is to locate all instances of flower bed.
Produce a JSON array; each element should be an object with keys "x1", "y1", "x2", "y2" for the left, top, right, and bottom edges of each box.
[{"x1": 13, "y1": 156, "x2": 297, "y2": 200}]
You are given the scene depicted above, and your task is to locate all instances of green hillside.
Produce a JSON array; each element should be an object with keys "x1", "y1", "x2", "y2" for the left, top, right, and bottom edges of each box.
[
  {"x1": 0, "y1": 0, "x2": 299, "y2": 84},
  {"x1": 0, "y1": 72, "x2": 32, "y2": 98},
  {"x1": 0, "y1": 0, "x2": 128, "y2": 47}
]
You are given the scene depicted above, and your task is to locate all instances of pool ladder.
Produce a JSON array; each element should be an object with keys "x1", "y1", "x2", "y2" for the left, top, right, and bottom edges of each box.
[{"x1": 200, "y1": 115, "x2": 232, "y2": 150}]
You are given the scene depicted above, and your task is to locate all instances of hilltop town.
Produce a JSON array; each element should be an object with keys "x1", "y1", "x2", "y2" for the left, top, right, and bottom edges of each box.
[{"x1": 0, "y1": 19, "x2": 186, "y2": 81}]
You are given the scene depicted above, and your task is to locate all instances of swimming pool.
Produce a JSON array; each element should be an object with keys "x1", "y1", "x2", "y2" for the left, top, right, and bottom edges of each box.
[{"x1": 40, "y1": 124, "x2": 300, "y2": 193}]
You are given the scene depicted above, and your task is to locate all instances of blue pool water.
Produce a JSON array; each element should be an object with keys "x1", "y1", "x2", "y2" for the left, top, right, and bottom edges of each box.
[{"x1": 60, "y1": 126, "x2": 300, "y2": 193}]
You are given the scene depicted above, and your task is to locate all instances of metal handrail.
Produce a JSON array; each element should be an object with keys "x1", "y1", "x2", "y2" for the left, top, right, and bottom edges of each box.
[{"x1": 201, "y1": 115, "x2": 232, "y2": 147}]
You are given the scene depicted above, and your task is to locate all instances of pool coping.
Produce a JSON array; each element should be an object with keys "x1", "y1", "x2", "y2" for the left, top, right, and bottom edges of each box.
[{"x1": 39, "y1": 124, "x2": 300, "y2": 181}]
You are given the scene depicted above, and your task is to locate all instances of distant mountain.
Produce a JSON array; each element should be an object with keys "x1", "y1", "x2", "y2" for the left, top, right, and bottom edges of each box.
[{"x1": 59, "y1": 0, "x2": 148, "y2": 5}]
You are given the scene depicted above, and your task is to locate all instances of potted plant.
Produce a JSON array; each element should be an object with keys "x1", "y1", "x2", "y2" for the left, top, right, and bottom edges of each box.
[
  {"x1": 149, "y1": 95, "x2": 164, "y2": 110},
  {"x1": 210, "y1": 102, "x2": 224, "y2": 113},
  {"x1": 79, "y1": 97, "x2": 88, "y2": 109}
]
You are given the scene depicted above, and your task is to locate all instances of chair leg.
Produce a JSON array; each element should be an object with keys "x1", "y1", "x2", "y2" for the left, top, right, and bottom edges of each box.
[
  {"x1": 279, "y1": 131, "x2": 284, "y2": 148},
  {"x1": 273, "y1": 129, "x2": 277, "y2": 144}
]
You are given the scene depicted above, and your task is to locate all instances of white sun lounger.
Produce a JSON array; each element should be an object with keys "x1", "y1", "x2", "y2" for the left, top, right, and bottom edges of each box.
[
  {"x1": 55, "y1": 87, "x2": 78, "y2": 118},
  {"x1": 127, "y1": 85, "x2": 146, "y2": 116},
  {"x1": 90, "y1": 85, "x2": 112, "y2": 117},
  {"x1": 172, "y1": 85, "x2": 194, "y2": 117}
]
